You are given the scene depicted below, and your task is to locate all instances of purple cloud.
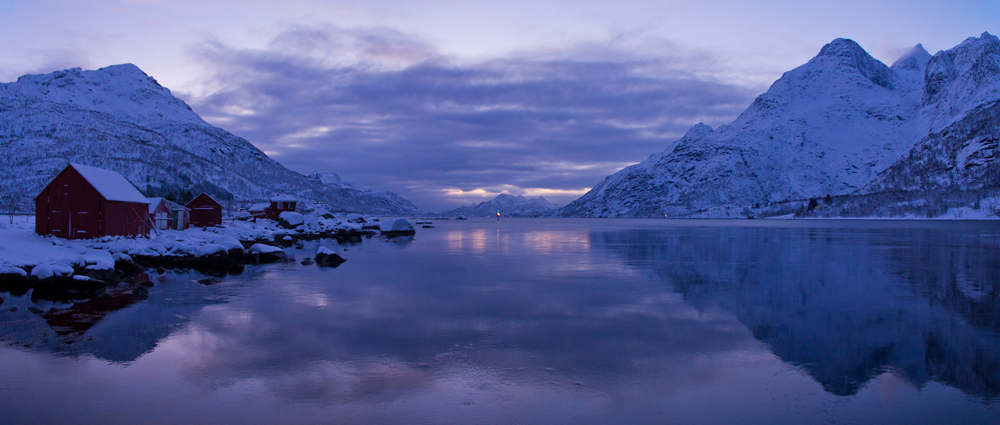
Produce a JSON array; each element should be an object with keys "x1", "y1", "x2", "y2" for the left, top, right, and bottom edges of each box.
[{"x1": 183, "y1": 26, "x2": 758, "y2": 211}]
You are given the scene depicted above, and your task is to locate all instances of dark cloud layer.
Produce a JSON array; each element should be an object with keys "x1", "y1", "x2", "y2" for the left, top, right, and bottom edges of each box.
[{"x1": 185, "y1": 26, "x2": 758, "y2": 211}]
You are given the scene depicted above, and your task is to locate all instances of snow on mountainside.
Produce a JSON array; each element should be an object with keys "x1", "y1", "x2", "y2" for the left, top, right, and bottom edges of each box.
[
  {"x1": 0, "y1": 64, "x2": 421, "y2": 215},
  {"x1": 439, "y1": 194, "x2": 557, "y2": 217},
  {"x1": 844, "y1": 34, "x2": 1000, "y2": 209},
  {"x1": 560, "y1": 34, "x2": 1000, "y2": 218}
]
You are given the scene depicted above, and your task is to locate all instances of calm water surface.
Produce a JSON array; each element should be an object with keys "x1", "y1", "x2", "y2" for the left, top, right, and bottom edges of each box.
[{"x1": 1, "y1": 218, "x2": 998, "y2": 424}]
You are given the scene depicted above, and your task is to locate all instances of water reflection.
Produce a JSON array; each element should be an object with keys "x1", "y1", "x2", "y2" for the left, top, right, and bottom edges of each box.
[
  {"x1": 590, "y1": 223, "x2": 1000, "y2": 399},
  {"x1": 0, "y1": 220, "x2": 998, "y2": 424}
]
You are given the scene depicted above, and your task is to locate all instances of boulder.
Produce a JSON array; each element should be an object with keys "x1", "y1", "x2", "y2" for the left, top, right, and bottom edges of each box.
[
  {"x1": 198, "y1": 277, "x2": 222, "y2": 285},
  {"x1": 132, "y1": 285, "x2": 149, "y2": 299},
  {"x1": 379, "y1": 218, "x2": 416, "y2": 236},
  {"x1": 250, "y1": 244, "x2": 287, "y2": 263},
  {"x1": 314, "y1": 246, "x2": 347, "y2": 267},
  {"x1": 278, "y1": 211, "x2": 305, "y2": 229}
]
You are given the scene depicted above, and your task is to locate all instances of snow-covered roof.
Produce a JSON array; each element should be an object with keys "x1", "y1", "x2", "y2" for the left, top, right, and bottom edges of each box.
[
  {"x1": 271, "y1": 194, "x2": 297, "y2": 202},
  {"x1": 69, "y1": 163, "x2": 149, "y2": 204},
  {"x1": 146, "y1": 197, "x2": 165, "y2": 214},
  {"x1": 249, "y1": 203, "x2": 269, "y2": 211},
  {"x1": 166, "y1": 199, "x2": 190, "y2": 211}
]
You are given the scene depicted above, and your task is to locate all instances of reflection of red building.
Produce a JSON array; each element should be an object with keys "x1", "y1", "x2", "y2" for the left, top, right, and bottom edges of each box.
[
  {"x1": 264, "y1": 194, "x2": 297, "y2": 220},
  {"x1": 185, "y1": 193, "x2": 223, "y2": 227},
  {"x1": 35, "y1": 163, "x2": 151, "y2": 239}
]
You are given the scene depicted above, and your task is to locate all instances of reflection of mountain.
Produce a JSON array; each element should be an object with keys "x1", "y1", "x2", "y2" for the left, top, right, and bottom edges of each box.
[{"x1": 589, "y1": 223, "x2": 1000, "y2": 398}]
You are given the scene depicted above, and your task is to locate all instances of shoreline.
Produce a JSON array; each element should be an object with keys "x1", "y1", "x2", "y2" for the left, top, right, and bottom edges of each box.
[{"x1": 0, "y1": 215, "x2": 418, "y2": 302}]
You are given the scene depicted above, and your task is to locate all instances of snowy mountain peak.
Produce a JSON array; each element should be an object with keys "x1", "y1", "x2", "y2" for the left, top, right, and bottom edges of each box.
[
  {"x1": 440, "y1": 194, "x2": 557, "y2": 217},
  {"x1": 9, "y1": 64, "x2": 205, "y2": 127},
  {"x1": 922, "y1": 32, "x2": 1000, "y2": 129},
  {"x1": 814, "y1": 38, "x2": 899, "y2": 91},
  {"x1": 890, "y1": 44, "x2": 932, "y2": 71},
  {"x1": 0, "y1": 64, "x2": 422, "y2": 215},
  {"x1": 685, "y1": 122, "x2": 713, "y2": 138}
]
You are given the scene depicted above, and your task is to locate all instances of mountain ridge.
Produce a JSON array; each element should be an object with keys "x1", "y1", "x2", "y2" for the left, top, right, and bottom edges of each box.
[
  {"x1": 0, "y1": 64, "x2": 422, "y2": 215},
  {"x1": 559, "y1": 33, "x2": 1000, "y2": 218}
]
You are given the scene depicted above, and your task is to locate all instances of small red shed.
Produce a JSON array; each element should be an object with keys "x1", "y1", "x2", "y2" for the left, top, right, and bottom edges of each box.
[
  {"x1": 35, "y1": 163, "x2": 151, "y2": 239},
  {"x1": 147, "y1": 197, "x2": 191, "y2": 230},
  {"x1": 185, "y1": 193, "x2": 223, "y2": 227},
  {"x1": 264, "y1": 194, "x2": 298, "y2": 220}
]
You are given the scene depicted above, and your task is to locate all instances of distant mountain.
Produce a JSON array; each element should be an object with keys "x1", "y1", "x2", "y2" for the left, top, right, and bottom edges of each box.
[
  {"x1": 559, "y1": 33, "x2": 1000, "y2": 218},
  {"x1": 439, "y1": 194, "x2": 557, "y2": 217},
  {"x1": 0, "y1": 64, "x2": 421, "y2": 215}
]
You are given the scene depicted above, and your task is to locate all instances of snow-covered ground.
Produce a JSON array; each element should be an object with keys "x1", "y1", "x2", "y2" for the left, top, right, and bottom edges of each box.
[{"x1": 0, "y1": 215, "x2": 377, "y2": 270}]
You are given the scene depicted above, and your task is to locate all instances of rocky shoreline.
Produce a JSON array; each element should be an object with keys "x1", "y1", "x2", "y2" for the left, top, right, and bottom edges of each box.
[{"x1": 0, "y1": 228, "x2": 391, "y2": 303}]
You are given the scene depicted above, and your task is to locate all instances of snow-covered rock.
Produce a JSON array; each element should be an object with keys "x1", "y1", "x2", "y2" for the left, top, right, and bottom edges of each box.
[
  {"x1": 194, "y1": 244, "x2": 227, "y2": 256},
  {"x1": 278, "y1": 211, "x2": 304, "y2": 228},
  {"x1": 249, "y1": 244, "x2": 281, "y2": 253},
  {"x1": 379, "y1": 218, "x2": 416, "y2": 235}
]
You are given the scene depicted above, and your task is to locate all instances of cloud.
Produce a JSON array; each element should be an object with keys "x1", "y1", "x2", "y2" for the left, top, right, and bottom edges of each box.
[{"x1": 183, "y1": 25, "x2": 759, "y2": 211}]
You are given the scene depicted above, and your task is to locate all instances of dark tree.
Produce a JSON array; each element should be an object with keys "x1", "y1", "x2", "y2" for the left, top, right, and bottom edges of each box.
[{"x1": 807, "y1": 198, "x2": 819, "y2": 211}]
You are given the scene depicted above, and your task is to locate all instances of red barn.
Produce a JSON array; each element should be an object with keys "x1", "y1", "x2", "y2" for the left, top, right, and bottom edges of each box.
[
  {"x1": 35, "y1": 163, "x2": 151, "y2": 239},
  {"x1": 185, "y1": 193, "x2": 223, "y2": 227},
  {"x1": 264, "y1": 194, "x2": 297, "y2": 220}
]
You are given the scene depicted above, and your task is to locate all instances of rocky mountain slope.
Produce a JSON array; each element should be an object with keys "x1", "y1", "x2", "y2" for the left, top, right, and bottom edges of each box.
[
  {"x1": 439, "y1": 194, "x2": 557, "y2": 217},
  {"x1": 0, "y1": 64, "x2": 421, "y2": 215},
  {"x1": 560, "y1": 33, "x2": 1000, "y2": 218}
]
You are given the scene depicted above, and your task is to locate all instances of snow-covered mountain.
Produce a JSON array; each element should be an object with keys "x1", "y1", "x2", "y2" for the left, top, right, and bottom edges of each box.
[
  {"x1": 863, "y1": 34, "x2": 1000, "y2": 195},
  {"x1": 439, "y1": 194, "x2": 557, "y2": 217},
  {"x1": 559, "y1": 33, "x2": 1000, "y2": 218},
  {"x1": 0, "y1": 64, "x2": 421, "y2": 215}
]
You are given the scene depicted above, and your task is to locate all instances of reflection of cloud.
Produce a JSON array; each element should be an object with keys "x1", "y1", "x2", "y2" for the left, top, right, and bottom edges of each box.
[
  {"x1": 182, "y1": 25, "x2": 759, "y2": 211},
  {"x1": 163, "y1": 238, "x2": 755, "y2": 406}
]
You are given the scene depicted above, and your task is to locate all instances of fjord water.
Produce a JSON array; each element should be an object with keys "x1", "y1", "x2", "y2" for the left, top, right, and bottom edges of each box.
[{"x1": 1, "y1": 218, "x2": 998, "y2": 424}]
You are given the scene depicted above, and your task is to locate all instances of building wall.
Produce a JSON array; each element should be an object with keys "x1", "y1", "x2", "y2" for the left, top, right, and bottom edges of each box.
[
  {"x1": 35, "y1": 166, "x2": 102, "y2": 239},
  {"x1": 186, "y1": 194, "x2": 223, "y2": 227},
  {"x1": 101, "y1": 201, "x2": 151, "y2": 237},
  {"x1": 35, "y1": 167, "x2": 149, "y2": 238}
]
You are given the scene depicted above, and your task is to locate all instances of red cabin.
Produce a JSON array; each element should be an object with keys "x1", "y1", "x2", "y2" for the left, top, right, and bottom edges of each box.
[
  {"x1": 35, "y1": 163, "x2": 151, "y2": 239},
  {"x1": 263, "y1": 194, "x2": 297, "y2": 220},
  {"x1": 185, "y1": 193, "x2": 223, "y2": 227},
  {"x1": 147, "y1": 197, "x2": 190, "y2": 230}
]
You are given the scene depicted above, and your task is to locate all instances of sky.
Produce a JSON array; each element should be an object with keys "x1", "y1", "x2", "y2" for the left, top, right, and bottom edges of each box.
[{"x1": 1, "y1": 1, "x2": 998, "y2": 212}]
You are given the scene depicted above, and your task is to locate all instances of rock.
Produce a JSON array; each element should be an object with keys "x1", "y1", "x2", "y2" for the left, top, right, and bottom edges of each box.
[
  {"x1": 198, "y1": 277, "x2": 223, "y2": 285},
  {"x1": 422, "y1": 225, "x2": 435, "y2": 228},
  {"x1": 0, "y1": 296, "x2": 3, "y2": 306},
  {"x1": 278, "y1": 211, "x2": 305, "y2": 229},
  {"x1": 379, "y1": 218, "x2": 416, "y2": 236},
  {"x1": 115, "y1": 259, "x2": 146, "y2": 277},
  {"x1": 227, "y1": 247, "x2": 245, "y2": 262},
  {"x1": 8, "y1": 307, "x2": 17, "y2": 312},
  {"x1": 301, "y1": 258, "x2": 314, "y2": 265},
  {"x1": 315, "y1": 247, "x2": 347, "y2": 267},
  {"x1": 250, "y1": 244, "x2": 287, "y2": 263},
  {"x1": 132, "y1": 285, "x2": 149, "y2": 299},
  {"x1": 137, "y1": 281, "x2": 154, "y2": 288},
  {"x1": 27, "y1": 306, "x2": 45, "y2": 315},
  {"x1": 156, "y1": 267, "x2": 166, "y2": 274}
]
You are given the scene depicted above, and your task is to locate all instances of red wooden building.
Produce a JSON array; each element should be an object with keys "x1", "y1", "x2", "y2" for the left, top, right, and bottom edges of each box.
[
  {"x1": 185, "y1": 193, "x2": 223, "y2": 227},
  {"x1": 263, "y1": 194, "x2": 297, "y2": 220},
  {"x1": 147, "y1": 197, "x2": 190, "y2": 230},
  {"x1": 35, "y1": 163, "x2": 151, "y2": 239}
]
